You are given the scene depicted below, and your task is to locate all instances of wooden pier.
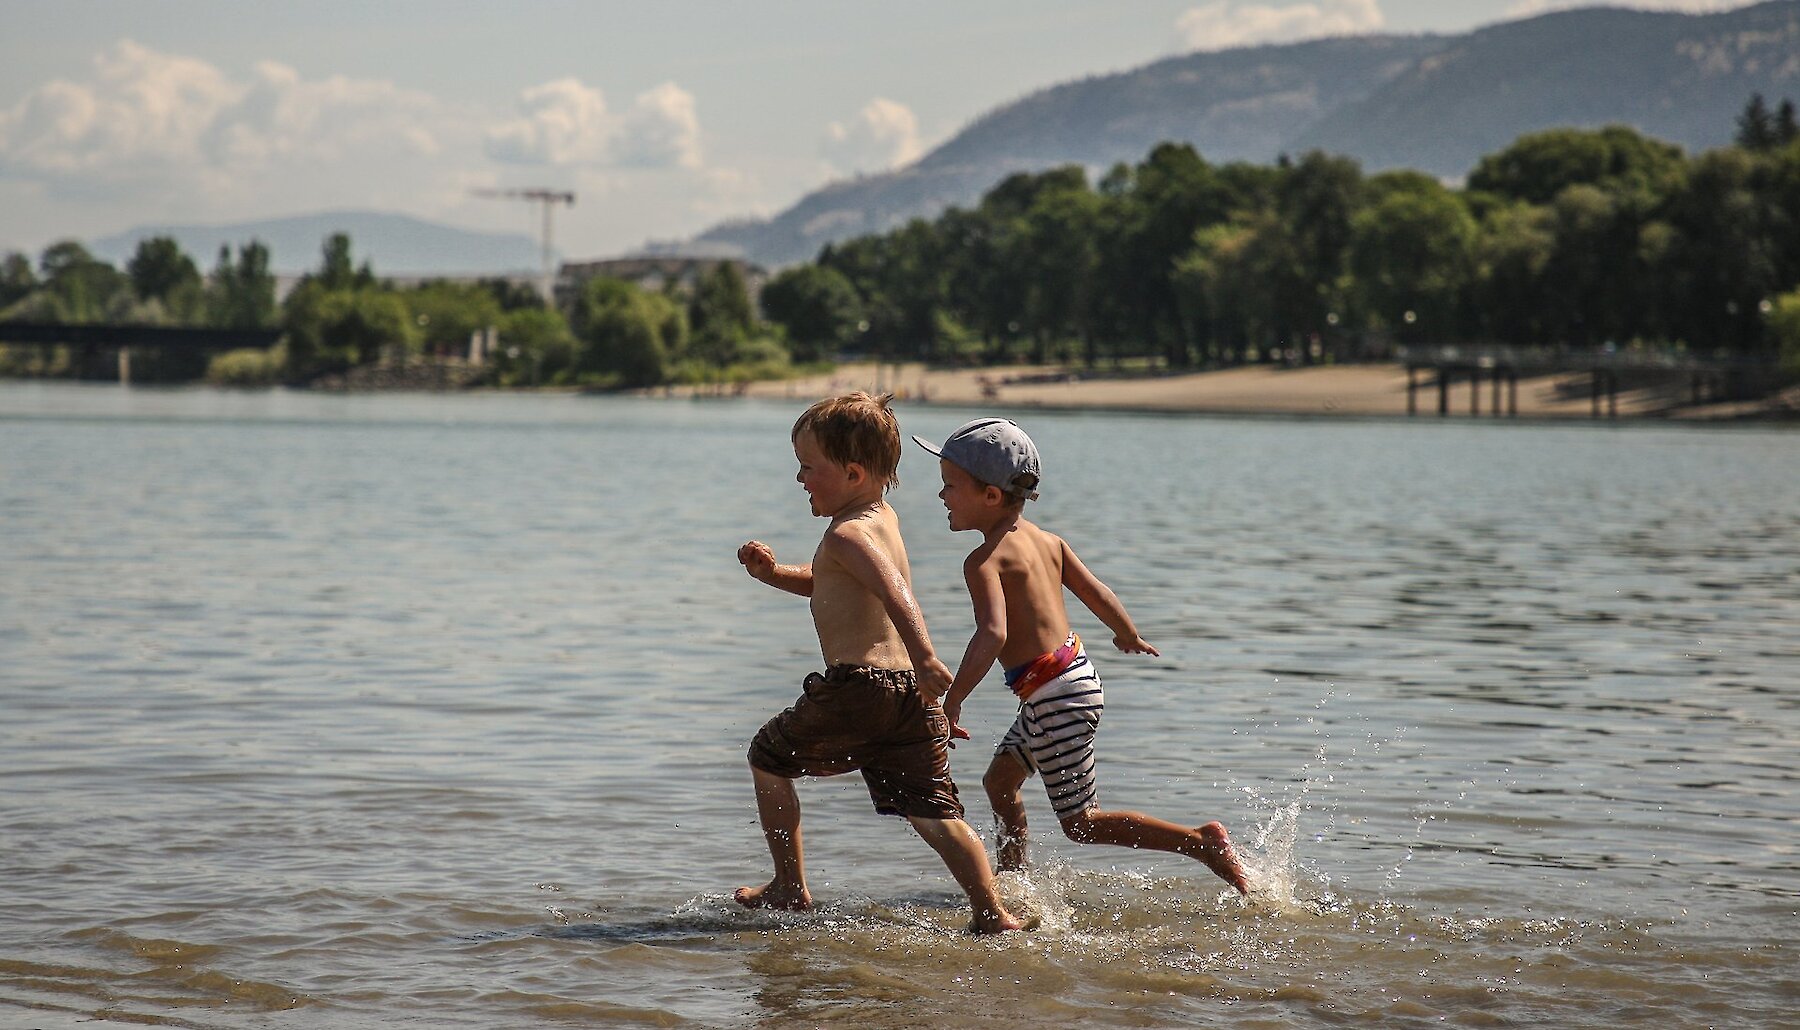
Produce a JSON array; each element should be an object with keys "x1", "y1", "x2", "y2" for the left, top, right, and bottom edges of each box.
[{"x1": 1403, "y1": 347, "x2": 1764, "y2": 419}]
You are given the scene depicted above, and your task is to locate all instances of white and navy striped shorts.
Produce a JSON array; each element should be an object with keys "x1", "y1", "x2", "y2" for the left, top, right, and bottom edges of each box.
[{"x1": 997, "y1": 651, "x2": 1104, "y2": 821}]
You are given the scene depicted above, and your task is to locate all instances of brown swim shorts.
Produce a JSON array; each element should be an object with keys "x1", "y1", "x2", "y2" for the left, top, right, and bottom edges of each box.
[{"x1": 747, "y1": 665, "x2": 964, "y2": 820}]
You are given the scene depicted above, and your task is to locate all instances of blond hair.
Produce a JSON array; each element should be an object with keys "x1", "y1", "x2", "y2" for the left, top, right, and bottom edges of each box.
[{"x1": 792, "y1": 392, "x2": 901, "y2": 490}]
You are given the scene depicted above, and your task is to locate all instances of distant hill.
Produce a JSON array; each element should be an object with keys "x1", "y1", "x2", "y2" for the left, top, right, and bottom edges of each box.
[
  {"x1": 1294, "y1": 3, "x2": 1800, "y2": 171},
  {"x1": 90, "y1": 211, "x2": 543, "y2": 276},
  {"x1": 696, "y1": 0, "x2": 1800, "y2": 267}
]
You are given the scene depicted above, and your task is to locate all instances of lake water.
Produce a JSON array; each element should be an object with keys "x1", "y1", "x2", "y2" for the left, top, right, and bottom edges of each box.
[{"x1": 1, "y1": 381, "x2": 1795, "y2": 1028}]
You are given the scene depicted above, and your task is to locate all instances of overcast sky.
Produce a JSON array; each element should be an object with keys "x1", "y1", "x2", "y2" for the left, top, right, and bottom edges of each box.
[{"x1": 0, "y1": 1, "x2": 1754, "y2": 261}]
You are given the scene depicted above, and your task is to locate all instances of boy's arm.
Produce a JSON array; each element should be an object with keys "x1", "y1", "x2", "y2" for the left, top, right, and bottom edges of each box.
[
  {"x1": 738, "y1": 540, "x2": 813, "y2": 597},
  {"x1": 1061, "y1": 538, "x2": 1160, "y2": 656},
  {"x1": 822, "y1": 526, "x2": 953, "y2": 699},
  {"x1": 943, "y1": 552, "x2": 1007, "y2": 741}
]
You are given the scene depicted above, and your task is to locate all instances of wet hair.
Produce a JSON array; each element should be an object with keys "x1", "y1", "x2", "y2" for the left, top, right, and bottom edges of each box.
[{"x1": 792, "y1": 392, "x2": 901, "y2": 490}]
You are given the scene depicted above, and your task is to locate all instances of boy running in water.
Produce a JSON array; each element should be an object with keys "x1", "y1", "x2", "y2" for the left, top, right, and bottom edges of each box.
[
  {"x1": 915, "y1": 418, "x2": 1250, "y2": 893},
  {"x1": 737, "y1": 394, "x2": 1029, "y2": 933}
]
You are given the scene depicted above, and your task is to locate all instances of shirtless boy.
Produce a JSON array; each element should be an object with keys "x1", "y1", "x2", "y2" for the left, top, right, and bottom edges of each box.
[
  {"x1": 914, "y1": 417, "x2": 1250, "y2": 894},
  {"x1": 736, "y1": 393, "x2": 1028, "y2": 933}
]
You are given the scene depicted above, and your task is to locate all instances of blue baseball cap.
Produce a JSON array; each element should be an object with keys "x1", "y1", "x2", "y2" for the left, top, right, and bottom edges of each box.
[{"x1": 912, "y1": 418, "x2": 1041, "y2": 501}]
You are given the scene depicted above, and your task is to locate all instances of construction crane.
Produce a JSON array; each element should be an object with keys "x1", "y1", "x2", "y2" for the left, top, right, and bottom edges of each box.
[{"x1": 473, "y1": 187, "x2": 576, "y2": 304}]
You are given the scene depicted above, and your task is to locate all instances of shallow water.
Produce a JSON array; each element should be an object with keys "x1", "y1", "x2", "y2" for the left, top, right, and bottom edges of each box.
[{"x1": 1, "y1": 382, "x2": 1795, "y2": 1028}]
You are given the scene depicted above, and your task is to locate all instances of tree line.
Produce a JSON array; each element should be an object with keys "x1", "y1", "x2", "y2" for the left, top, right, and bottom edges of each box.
[
  {"x1": 762, "y1": 94, "x2": 1800, "y2": 382},
  {"x1": 4, "y1": 94, "x2": 1799, "y2": 387},
  {"x1": 0, "y1": 229, "x2": 792, "y2": 387}
]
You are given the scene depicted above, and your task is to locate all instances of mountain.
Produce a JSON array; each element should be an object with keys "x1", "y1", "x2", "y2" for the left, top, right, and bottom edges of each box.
[
  {"x1": 90, "y1": 211, "x2": 544, "y2": 276},
  {"x1": 1293, "y1": 3, "x2": 1800, "y2": 172},
  {"x1": 696, "y1": 1, "x2": 1800, "y2": 267}
]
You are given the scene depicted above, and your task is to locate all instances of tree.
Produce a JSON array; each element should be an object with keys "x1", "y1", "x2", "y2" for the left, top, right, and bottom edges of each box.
[
  {"x1": 571, "y1": 276, "x2": 685, "y2": 386},
  {"x1": 403, "y1": 281, "x2": 503, "y2": 358},
  {"x1": 1467, "y1": 126, "x2": 1685, "y2": 206},
  {"x1": 34, "y1": 241, "x2": 129, "y2": 323},
  {"x1": 206, "y1": 242, "x2": 277, "y2": 329},
  {"x1": 0, "y1": 251, "x2": 36, "y2": 310},
  {"x1": 760, "y1": 264, "x2": 862, "y2": 362},
  {"x1": 1778, "y1": 98, "x2": 1800, "y2": 146},
  {"x1": 1471, "y1": 202, "x2": 1555, "y2": 345},
  {"x1": 936, "y1": 204, "x2": 1024, "y2": 361},
  {"x1": 492, "y1": 306, "x2": 577, "y2": 386},
  {"x1": 1660, "y1": 147, "x2": 1783, "y2": 355},
  {"x1": 1769, "y1": 287, "x2": 1800, "y2": 383},
  {"x1": 478, "y1": 277, "x2": 546, "y2": 312},
  {"x1": 1273, "y1": 151, "x2": 1363, "y2": 361},
  {"x1": 313, "y1": 232, "x2": 373, "y2": 291},
  {"x1": 1109, "y1": 143, "x2": 1243, "y2": 366},
  {"x1": 1736, "y1": 93, "x2": 1777, "y2": 151},
  {"x1": 686, "y1": 261, "x2": 757, "y2": 366},
  {"x1": 1348, "y1": 175, "x2": 1477, "y2": 343},
  {"x1": 1175, "y1": 218, "x2": 1285, "y2": 362},
  {"x1": 1017, "y1": 182, "x2": 1103, "y2": 363},
  {"x1": 126, "y1": 237, "x2": 201, "y2": 310},
  {"x1": 282, "y1": 283, "x2": 417, "y2": 376}
]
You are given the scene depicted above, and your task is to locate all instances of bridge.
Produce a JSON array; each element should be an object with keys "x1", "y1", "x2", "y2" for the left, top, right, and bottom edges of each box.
[
  {"x1": 1399, "y1": 345, "x2": 1774, "y2": 418},
  {"x1": 0, "y1": 320, "x2": 283, "y2": 384}
]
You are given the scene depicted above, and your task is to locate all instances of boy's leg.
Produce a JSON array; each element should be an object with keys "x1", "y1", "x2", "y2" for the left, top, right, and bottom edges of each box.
[
  {"x1": 736, "y1": 765, "x2": 814, "y2": 910},
  {"x1": 906, "y1": 815, "x2": 1029, "y2": 934},
  {"x1": 982, "y1": 753, "x2": 1032, "y2": 872},
  {"x1": 1058, "y1": 808, "x2": 1250, "y2": 895}
]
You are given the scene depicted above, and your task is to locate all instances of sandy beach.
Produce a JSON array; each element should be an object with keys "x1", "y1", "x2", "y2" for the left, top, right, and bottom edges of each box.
[{"x1": 656, "y1": 361, "x2": 1792, "y2": 420}]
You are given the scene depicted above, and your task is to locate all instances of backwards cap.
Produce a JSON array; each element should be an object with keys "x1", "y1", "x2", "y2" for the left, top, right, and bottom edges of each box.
[{"x1": 912, "y1": 417, "x2": 1041, "y2": 501}]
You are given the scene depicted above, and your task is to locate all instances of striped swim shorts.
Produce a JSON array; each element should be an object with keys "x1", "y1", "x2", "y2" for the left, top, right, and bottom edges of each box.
[{"x1": 997, "y1": 639, "x2": 1104, "y2": 821}]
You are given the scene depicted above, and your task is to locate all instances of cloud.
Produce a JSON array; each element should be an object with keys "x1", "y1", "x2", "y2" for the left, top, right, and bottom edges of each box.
[
  {"x1": 485, "y1": 79, "x2": 701, "y2": 169},
  {"x1": 618, "y1": 82, "x2": 703, "y2": 169},
  {"x1": 1175, "y1": 0, "x2": 1385, "y2": 51},
  {"x1": 0, "y1": 41, "x2": 236, "y2": 180},
  {"x1": 0, "y1": 41, "x2": 735, "y2": 257},
  {"x1": 483, "y1": 78, "x2": 610, "y2": 165},
  {"x1": 1504, "y1": 0, "x2": 1751, "y2": 15},
  {"x1": 0, "y1": 40, "x2": 447, "y2": 200},
  {"x1": 820, "y1": 98, "x2": 923, "y2": 175}
]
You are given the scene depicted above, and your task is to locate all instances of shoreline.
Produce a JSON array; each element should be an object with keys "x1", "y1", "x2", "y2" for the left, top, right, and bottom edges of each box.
[{"x1": 641, "y1": 361, "x2": 1800, "y2": 423}]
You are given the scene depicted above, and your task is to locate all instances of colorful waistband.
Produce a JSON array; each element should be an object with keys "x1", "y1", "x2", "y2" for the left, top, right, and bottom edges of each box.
[{"x1": 1004, "y1": 633, "x2": 1081, "y2": 700}]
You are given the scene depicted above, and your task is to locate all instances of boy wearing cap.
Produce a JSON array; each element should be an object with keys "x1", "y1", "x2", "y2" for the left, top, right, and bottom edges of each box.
[
  {"x1": 735, "y1": 393, "x2": 1029, "y2": 933},
  {"x1": 915, "y1": 418, "x2": 1250, "y2": 893}
]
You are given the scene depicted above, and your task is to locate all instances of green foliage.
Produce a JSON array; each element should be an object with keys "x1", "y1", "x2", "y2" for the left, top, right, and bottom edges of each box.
[
  {"x1": 1348, "y1": 176, "x2": 1477, "y2": 340},
  {"x1": 760, "y1": 264, "x2": 862, "y2": 362},
  {"x1": 571, "y1": 276, "x2": 687, "y2": 387},
  {"x1": 126, "y1": 237, "x2": 203, "y2": 319},
  {"x1": 30, "y1": 241, "x2": 130, "y2": 323},
  {"x1": 1471, "y1": 202, "x2": 1555, "y2": 344},
  {"x1": 1733, "y1": 94, "x2": 1798, "y2": 152},
  {"x1": 1, "y1": 251, "x2": 37, "y2": 310},
  {"x1": 491, "y1": 306, "x2": 578, "y2": 386},
  {"x1": 206, "y1": 242, "x2": 278, "y2": 329},
  {"x1": 206, "y1": 344, "x2": 288, "y2": 387},
  {"x1": 282, "y1": 281, "x2": 418, "y2": 378},
  {"x1": 1467, "y1": 126, "x2": 1685, "y2": 206},
  {"x1": 686, "y1": 261, "x2": 758, "y2": 367},
  {"x1": 315, "y1": 232, "x2": 374, "y2": 291},
  {"x1": 277, "y1": 233, "x2": 417, "y2": 379},
  {"x1": 402, "y1": 281, "x2": 503, "y2": 356},
  {"x1": 11, "y1": 107, "x2": 1800, "y2": 389},
  {"x1": 478, "y1": 277, "x2": 546, "y2": 312},
  {"x1": 1768, "y1": 289, "x2": 1800, "y2": 383}
]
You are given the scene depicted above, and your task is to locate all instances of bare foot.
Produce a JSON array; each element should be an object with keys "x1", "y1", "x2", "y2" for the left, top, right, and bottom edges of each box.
[
  {"x1": 1195, "y1": 821, "x2": 1251, "y2": 895},
  {"x1": 734, "y1": 880, "x2": 813, "y2": 911},
  {"x1": 969, "y1": 908, "x2": 1040, "y2": 935}
]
